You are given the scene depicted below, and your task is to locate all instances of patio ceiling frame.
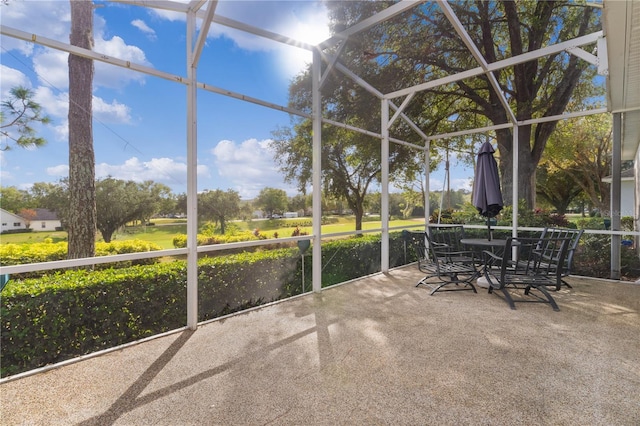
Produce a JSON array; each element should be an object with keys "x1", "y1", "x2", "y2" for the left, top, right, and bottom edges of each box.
[{"x1": 1, "y1": 0, "x2": 638, "y2": 327}]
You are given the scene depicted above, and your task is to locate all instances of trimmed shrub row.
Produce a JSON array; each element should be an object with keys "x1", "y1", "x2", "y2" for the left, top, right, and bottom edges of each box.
[
  {"x1": 1, "y1": 233, "x2": 412, "y2": 377},
  {"x1": 0, "y1": 240, "x2": 162, "y2": 267}
]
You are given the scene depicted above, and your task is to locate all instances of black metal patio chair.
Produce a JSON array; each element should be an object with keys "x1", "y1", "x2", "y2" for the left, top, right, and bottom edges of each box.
[
  {"x1": 482, "y1": 236, "x2": 572, "y2": 311},
  {"x1": 538, "y1": 227, "x2": 584, "y2": 288},
  {"x1": 428, "y1": 224, "x2": 477, "y2": 265},
  {"x1": 407, "y1": 231, "x2": 479, "y2": 295}
]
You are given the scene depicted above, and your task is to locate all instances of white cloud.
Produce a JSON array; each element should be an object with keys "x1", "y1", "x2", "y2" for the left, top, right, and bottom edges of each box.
[
  {"x1": 32, "y1": 49, "x2": 69, "y2": 90},
  {"x1": 2, "y1": 1, "x2": 150, "y2": 91},
  {"x1": 33, "y1": 86, "x2": 68, "y2": 119},
  {"x1": 33, "y1": 86, "x2": 132, "y2": 140},
  {"x1": 210, "y1": 138, "x2": 295, "y2": 198},
  {"x1": 45, "y1": 157, "x2": 209, "y2": 188},
  {"x1": 0, "y1": 66, "x2": 31, "y2": 95},
  {"x1": 96, "y1": 157, "x2": 208, "y2": 186},
  {"x1": 93, "y1": 97, "x2": 132, "y2": 124},
  {"x1": 131, "y1": 19, "x2": 157, "y2": 41},
  {"x1": 94, "y1": 36, "x2": 150, "y2": 89},
  {"x1": 451, "y1": 177, "x2": 473, "y2": 192},
  {"x1": 0, "y1": 1, "x2": 70, "y2": 45},
  {"x1": 46, "y1": 164, "x2": 69, "y2": 178}
]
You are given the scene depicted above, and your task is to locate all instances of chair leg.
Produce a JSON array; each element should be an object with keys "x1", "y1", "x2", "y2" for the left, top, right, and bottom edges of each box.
[
  {"x1": 526, "y1": 285, "x2": 560, "y2": 311},
  {"x1": 416, "y1": 275, "x2": 432, "y2": 287},
  {"x1": 428, "y1": 281, "x2": 477, "y2": 295},
  {"x1": 499, "y1": 288, "x2": 517, "y2": 310}
]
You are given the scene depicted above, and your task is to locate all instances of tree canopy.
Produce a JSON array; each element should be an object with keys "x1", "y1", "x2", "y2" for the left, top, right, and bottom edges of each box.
[
  {"x1": 538, "y1": 114, "x2": 612, "y2": 214},
  {"x1": 198, "y1": 189, "x2": 241, "y2": 234},
  {"x1": 254, "y1": 187, "x2": 288, "y2": 218},
  {"x1": 94, "y1": 178, "x2": 173, "y2": 243},
  {"x1": 296, "y1": 1, "x2": 603, "y2": 210},
  {"x1": 0, "y1": 86, "x2": 50, "y2": 151}
]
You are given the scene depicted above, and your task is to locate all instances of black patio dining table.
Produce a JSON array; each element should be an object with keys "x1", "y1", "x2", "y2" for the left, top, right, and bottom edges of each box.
[
  {"x1": 459, "y1": 238, "x2": 511, "y2": 288},
  {"x1": 459, "y1": 238, "x2": 509, "y2": 252}
]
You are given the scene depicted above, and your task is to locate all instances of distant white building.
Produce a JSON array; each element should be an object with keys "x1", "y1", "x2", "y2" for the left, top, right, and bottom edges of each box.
[
  {"x1": 0, "y1": 208, "x2": 62, "y2": 233},
  {"x1": 0, "y1": 208, "x2": 26, "y2": 233},
  {"x1": 31, "y1": 208, "x2": 62, "y2": 231},
  {"x1": 602, "y1": 169, "x2": 637, "y2": 219}
]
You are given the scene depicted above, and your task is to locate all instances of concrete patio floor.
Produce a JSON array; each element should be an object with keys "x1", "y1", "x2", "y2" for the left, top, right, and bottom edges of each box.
[{"x1": 1, "y1": 266, "x2": 639, "y2": 425}]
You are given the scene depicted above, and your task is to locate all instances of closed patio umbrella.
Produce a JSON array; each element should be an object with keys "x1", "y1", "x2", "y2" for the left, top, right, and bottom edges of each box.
[{"x1": 472, "y1": 141, "x2": 503, "y2": 240}]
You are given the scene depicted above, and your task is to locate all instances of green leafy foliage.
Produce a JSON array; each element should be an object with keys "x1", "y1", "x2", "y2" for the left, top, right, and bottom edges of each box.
[
  {"x1": 1, "y1": 86, "x2": 51, "y2": 151},
  {"x1": 0, "y1": 239, "x2": 162, "y2": 267},
  {"x1": 498, "y1": 201, "x2": 572, "y2": 228},
  {"x1": 172, "y1": 231, "x2": 263, "y2": 248},
  {"x1": 1, "y1": 233, "x2": 413, "y2": 377},
  {"x1": 572, "y1": 234, "x2": 640, "y2": 280}
]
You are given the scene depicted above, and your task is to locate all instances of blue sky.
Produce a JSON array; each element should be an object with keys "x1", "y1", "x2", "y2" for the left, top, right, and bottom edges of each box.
[{"x1": 1, "y1": 0, "x2": 474, "y2": 199}]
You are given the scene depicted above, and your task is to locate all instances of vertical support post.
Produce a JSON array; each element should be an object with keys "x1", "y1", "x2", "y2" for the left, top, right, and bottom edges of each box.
[
  {"x1": 186, "y1": 11, "x2": 198, "y2": 329},
  {"x1": 424, "y1": 140, "x2": 430, "y2": 230},
  {"x1": 611, "y1": 112, "x2": 622, "y2": 280},
  {"x1": 311, "y1": 48, "x2": 323, "y2": 292},
  {"x1": 511, "y1": 126, "x2": 519, "y2": 238},
  {"x1": 381, "y1": 99, "x2": 390, "y2": 272}
]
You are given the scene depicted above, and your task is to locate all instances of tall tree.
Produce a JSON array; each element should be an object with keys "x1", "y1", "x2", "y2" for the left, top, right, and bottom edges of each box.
[
  {"x1": 0, "y1": 186, "x2": 31, "y2": 213},
  {"x1": 322, "y1": 1, "x2": 601, "y2": 209},
  {"x1": 254, "y1": 187, "x2": 288, "y2": 218},
  {"x1": 271, "y1": 84, "x2": 421, "y2": 231},
  {"x1": 1, "y1": 86, "x2": 51, "y2": 151},
  {"x1": 198, "y1": 189, "x2": 241, "y2": 234},
  {"x1": 536, "y1": 164, "x2": 583, "y2": 214},
  {"x1": 94, "y1": 178, "x2": 171, "y2": 242},
  {"x1": 67, "y1": 0, "x2": 96, "y2": 258},
  {"x1": 540, "y1": 114, "x2": 613, "y2": 214},
  {"x1": 94, "y1": 178, "x2": 135, "y2": 242},
  {"x1": 133, "y1": 181, "x2": 173, "y2": 225}
]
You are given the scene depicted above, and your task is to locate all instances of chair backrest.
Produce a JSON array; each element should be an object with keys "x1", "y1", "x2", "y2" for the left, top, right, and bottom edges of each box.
[
  {"x1": 406, "y1": 231, "x2": 435, "y2": 264},
  {"x1": 539, "y1": 228, "x2": 584, "y2": 276},
  {"x1": 406, "y1": 231, "x2": 451, "y2": 272},
  {"x1": 428, "y1": 225, "x2": 466, "y2": 252},
  {"x1": 504, "y1": 236, "x2": 571, "y2": 282}
]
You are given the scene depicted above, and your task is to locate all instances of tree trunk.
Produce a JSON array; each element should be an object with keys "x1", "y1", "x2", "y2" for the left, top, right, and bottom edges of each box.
[
  {"x1": 67, "y1": 0, "x2": 96, "y2": 259},
  {"x1": 497, "y1": 126, "x2": 537, "y2": 209}
]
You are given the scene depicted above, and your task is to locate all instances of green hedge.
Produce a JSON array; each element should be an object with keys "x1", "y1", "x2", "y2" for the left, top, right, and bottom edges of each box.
[
  {"x1": 0, "y1": 240, "x2": 162, "y2": 267},
  {"x1": 1, "y1": 233, "x2": 413, "y2": 377},
  {"x1": 1, "y1": 262, "x2": 188, "y2": 377}
]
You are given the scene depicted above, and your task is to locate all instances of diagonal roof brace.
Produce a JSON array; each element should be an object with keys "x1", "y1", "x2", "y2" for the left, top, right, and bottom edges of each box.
[
  {"x1": 319, "y1": 42, "x2": 347, "y2": 90},
  {"x1": 318, "y1": 0, "x2": 427, "y2": 50},
  {"x1": 565, "y1": 47, "x2": 598, "y2": 66},
  {"x1": 191, "y1": 1, "x2": 218, "y2": 67},
  {"x1": 566, "y1": 40, "x2": 609, "y2": 77}
]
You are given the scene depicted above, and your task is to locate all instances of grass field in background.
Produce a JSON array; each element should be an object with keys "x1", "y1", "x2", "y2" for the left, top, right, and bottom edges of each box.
[{"x1": 0, "y1": 217, "x2": 426, "y2": 250}]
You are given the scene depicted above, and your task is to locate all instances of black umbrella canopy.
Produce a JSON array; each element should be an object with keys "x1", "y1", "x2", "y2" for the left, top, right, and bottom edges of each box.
[{"x1": 472, "y1": 141, "x2": 503, "y2": 239}]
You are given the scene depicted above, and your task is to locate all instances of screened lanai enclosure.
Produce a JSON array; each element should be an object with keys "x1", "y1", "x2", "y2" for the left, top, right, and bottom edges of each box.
[{"x1": 1, "y1": 1, "x2": 639, "y2": 377}]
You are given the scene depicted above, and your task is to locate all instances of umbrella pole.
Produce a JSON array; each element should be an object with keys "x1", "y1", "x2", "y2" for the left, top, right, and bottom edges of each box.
[{"x1": 487, "y1": 217, "x2": 492, "y2": 241}]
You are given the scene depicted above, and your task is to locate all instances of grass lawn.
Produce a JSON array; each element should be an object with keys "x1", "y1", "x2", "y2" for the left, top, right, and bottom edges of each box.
[
  {"x1": 0, "y1": 231, "x2": 68, "y2": 245},
  {"x1": 1, "y1": 217, "x2": 426, "y2": 249}
]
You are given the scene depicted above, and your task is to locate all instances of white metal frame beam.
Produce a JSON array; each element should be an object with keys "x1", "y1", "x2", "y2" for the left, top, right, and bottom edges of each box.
[
  {"x1": 385, "y1": 31, "x2": 603, "y2": 100},
  {"x1": 191, "y1": 0, "x2": 217, "y2": 67},
  {"x1": 319, "y1": 0, "x2": 427, "y2": 50}
]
